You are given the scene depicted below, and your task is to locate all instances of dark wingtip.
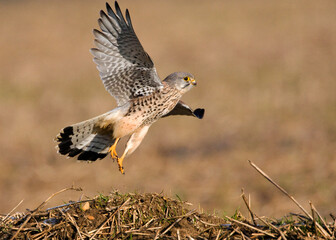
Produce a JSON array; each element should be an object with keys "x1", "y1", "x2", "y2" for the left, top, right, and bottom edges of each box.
[
  {"x1": 99, "y1": 10, "x2": 105, "y2": 18},
  {"x1": 193, "y1": 108, "x2": 205, "y2": 119},
  {"x1": 125, "y1": 9, "x2": 132, "y2": 28},
  {"x1": 92, "y1": 29, "x2": 101, "y2": 36},
  {"x1": 106, "y1": 2, "x2": 112, "y2": 11},
  {"x1": 114, "y1": 1, "x2": 121, "y2": 13},
  {"x1": 106, "y1": 2, "x2": 114, "y2": 16}
]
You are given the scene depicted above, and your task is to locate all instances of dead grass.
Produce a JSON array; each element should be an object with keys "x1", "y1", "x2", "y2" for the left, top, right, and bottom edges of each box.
[
  {"x1": 1, "y1": 189, "x2": 334, "y2": 239},
  {"x1": 0, "y1": 190, "x2": 224, "y2": 239}
]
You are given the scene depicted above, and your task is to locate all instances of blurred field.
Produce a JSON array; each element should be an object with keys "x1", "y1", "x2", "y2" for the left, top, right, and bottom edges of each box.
[{"x1": 0, "y1": 0, "x2": 335, "y2": 219}]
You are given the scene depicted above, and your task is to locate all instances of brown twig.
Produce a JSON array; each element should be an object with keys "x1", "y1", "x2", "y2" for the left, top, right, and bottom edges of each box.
[
  {"x1": 33, "y1": 186, "x2": 82, "y2": 212},
  {"x1": 215, "y1": 229, "x2": 221, "y2": 240},
  {"x1": 241, "y1": 189, "x2": 256, "y2": 226},
  {"x1": 226, "y1": 226, "x2": 239, "y2": 238},
  {"x1": 153, "y1": 228, "x2": 161, "y2": 240},
  {"x1": 65, "y1": 212, "x2": 84, "y2": 240},
  {"x1": 310, "y1": 202, "x2": 318, "y2": 235},
  {"x1": 248, "y1": 160, "x2": 331, "y2": 239},
  {"x1": 255, "y1": 215, "x2": 287, "y2": 240},
  {"x1": 248, "y1": 160, "x2": 312, "y2": 219},
  {"x1": 160, "y1": 209, "x2": 195, "y2": 237},
  {"x1": 241, "y1": 187, "x2": 287, "y2": 239},
  {"x1": 10, "y1": 186, "x2": 82, "y2": 240},
  {"x1": 0, "y1": 199, "x2": 24, "y2": 224},
  {"x1": 237, "y1": 228, "x2": 249, "y2": 240},
  {"x1": 226, "y1": 216, "x2": 275, "y2": 238},
  {"x1": 310, "y1": 201, "x2": 333, "y2": 236}
]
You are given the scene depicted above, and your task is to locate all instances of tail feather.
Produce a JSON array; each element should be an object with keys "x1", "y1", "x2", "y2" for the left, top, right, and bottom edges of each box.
[{"x1": 55, "y1": 114, "x2": 114, "y2": 161}]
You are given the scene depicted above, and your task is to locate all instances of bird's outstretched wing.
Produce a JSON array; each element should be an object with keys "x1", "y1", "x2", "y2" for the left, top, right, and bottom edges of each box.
[
  {"x1": 162, "y1": 101, "x2": 205, "y2": 119},
  {"x1": 90, "y1": 1, "x2": 163, "y2": 106}
]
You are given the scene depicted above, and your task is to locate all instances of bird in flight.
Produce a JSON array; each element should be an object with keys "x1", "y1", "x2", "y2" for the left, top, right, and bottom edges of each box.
[{"x1": 55, "y1": 1, "x2": 204, "y2": 174}]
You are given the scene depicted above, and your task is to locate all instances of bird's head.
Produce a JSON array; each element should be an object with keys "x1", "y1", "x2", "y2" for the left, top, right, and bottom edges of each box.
[{"x1": 163, "y1": 72, "x2": 197, "y2": 93}]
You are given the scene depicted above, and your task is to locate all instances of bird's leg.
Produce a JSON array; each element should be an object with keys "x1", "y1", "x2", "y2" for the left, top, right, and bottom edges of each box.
[
  {"x1": 116, "y1": 126, "x2": 150, "y2": 174},
  {"x1": 117, "y1": 151, "x2": 127, "y2": 174},
  {"x1": 109, "y1": 138, "x2": 120, "y2": 159}
]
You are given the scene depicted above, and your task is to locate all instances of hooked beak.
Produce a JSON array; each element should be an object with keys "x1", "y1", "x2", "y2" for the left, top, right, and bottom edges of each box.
[{"x1": 190, "y1": 78, "x2": 197, "y2": 86}]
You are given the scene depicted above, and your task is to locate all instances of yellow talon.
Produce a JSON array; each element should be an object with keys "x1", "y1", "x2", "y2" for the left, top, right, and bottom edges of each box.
[
  {"x1": 109, "y1": 138, "x2": 127, "y2": 174},
  {"x1": 109, "y1": 138, "x2": 120, "y2": 159},
  {"x1": 117, "y1": 156, "x2": 125, "y2": 174},
  {"x1": 117, "y1": 150, "x2": 128, "y2": 174}
]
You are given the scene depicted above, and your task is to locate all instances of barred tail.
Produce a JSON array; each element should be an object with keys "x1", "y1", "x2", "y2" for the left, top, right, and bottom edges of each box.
[{"x1": 55, "y1": 113, "x2": 114, "y2": 161}]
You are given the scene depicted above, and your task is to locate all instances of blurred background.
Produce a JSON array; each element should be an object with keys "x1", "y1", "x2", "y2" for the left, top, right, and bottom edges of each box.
[{"x1": 0, "y1": 0, "x2": 335, "y2": 218}]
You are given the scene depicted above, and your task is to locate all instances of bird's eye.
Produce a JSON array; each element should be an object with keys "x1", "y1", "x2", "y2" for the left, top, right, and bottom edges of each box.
[{"x1": 184, "y1": 77, "x2": 189, "y2": 81}]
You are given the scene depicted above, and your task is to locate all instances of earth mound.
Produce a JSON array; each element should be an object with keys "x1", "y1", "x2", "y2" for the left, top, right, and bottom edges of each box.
[{"x1": 1, "y1": 190, "x2": 333, "y2": 239}]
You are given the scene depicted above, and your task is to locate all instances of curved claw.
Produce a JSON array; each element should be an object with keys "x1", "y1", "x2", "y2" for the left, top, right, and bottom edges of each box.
[
  {"x1": 109, "y1": 138, "x2": 120, "y2": 159},
  {"x1": 110, "y1": 148, "x2": 118, "y2": 159}
]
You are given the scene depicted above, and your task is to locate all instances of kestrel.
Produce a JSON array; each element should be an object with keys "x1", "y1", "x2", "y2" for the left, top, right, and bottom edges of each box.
[{"x1": 56, "y1": 1, "x2": 204, "y2": 174}]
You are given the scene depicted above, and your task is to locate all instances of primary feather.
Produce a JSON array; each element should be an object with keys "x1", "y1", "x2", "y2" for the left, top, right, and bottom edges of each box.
[{"x1": 90, "y1": 2, "x2": 162, "y2": 106}]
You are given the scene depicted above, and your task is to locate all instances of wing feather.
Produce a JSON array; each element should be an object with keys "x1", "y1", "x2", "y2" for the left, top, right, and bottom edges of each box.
[
  {"x1": 162, "y1": 101, "x2": 205, "y2": 119},
  {"x1": 125, "y1": 9, "x2": 133, "y2": 28},
  {"x1": 92, "y1": 29, "x2": 117, "y2": 48},
  {"x1": 114, "y1": 2, "x2": 128, "y2": 27},
  {"x1": 99, "y1": 11, "x2": 119, "y2": 36},
  {"x1": 91, "y1": 1, "x2": 162, "y2": 106}
]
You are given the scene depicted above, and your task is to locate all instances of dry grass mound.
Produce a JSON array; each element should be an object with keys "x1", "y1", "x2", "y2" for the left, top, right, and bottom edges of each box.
[
  {"x1": 1, "y1": 189, "x2": 335, "y2": 239},
  {"x1": 1, "y1": 190, "x2": 225, "y2": 239}
]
